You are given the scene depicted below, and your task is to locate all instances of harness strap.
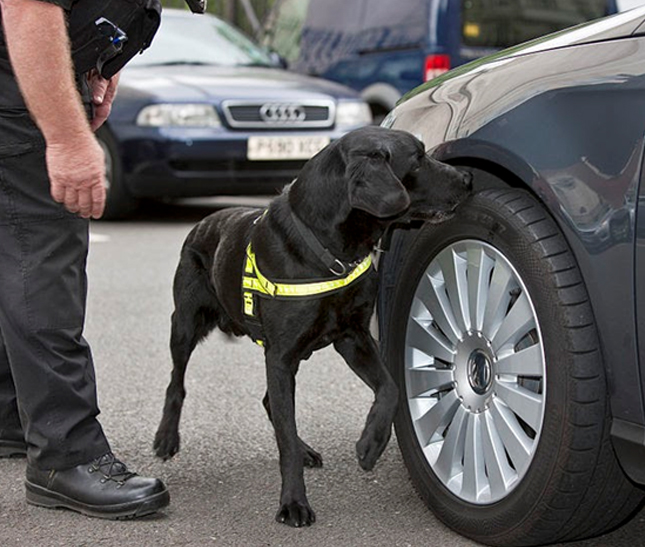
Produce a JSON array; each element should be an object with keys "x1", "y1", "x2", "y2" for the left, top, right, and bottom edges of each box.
[
  {"x1": 243, "y1": 243, "x2": 372, "y2": 298},
  {"x1": 242, "y1": 242, "x2": 372, "y2": 346}
]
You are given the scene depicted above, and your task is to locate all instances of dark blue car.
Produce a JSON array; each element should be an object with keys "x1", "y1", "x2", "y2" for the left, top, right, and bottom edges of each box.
[
  {"x1": 376, "y1": 6, "x2": 645, "y2": 546},
  {"x1": 97, "y1": 9, "x2": 371, "y2": 218}
]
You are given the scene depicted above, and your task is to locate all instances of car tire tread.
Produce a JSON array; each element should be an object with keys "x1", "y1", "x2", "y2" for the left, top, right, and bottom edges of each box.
[{"x1": 382, "y1": 187, "x2": 644, "y2": 546}]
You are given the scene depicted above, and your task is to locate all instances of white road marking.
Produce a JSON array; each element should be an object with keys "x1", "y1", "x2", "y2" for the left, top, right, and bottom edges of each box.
[{"x1": 90, "y1": 233, "x2": 111, "y2": 243}]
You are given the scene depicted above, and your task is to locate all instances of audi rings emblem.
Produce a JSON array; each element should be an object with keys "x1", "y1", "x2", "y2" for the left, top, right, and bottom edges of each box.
[{"x1": 259, "y1": 103, "x2": 306, "y2": 123}]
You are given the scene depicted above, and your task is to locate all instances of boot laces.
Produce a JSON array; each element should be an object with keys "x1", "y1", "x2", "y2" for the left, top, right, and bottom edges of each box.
[{"x1": 88, "y1": 453, "x2": 137, "y2": 487}]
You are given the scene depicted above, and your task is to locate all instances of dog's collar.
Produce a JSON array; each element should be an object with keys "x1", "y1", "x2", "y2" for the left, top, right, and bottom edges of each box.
[{"x1": 288, "y1": 204, "x2": 367, "y2": 277}]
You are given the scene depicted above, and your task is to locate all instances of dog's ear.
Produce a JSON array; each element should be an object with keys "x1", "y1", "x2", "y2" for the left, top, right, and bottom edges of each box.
[{"x1": 346, "y1": 150, "x2": 411, "y2": 218}]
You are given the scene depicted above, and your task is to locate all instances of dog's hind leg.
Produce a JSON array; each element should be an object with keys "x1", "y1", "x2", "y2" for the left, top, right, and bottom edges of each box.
[
  {"x1": 262, "y1": 392, "x2": 323, "y2": 468},
  {"x1": 334, "y1": 330, "x2": 398, "y2": 471},
  {"x1": 154, "y1": 254, "x2": 220, "y2": 460}
]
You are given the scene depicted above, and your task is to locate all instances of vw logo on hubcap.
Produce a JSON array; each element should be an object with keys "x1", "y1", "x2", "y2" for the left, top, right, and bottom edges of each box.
[
  {"x1": 259, "y1": 103, "x2": 306, "y2": 123},
  {"x1": 467, "y1": 349, "x2": 493, "y2": 395}
]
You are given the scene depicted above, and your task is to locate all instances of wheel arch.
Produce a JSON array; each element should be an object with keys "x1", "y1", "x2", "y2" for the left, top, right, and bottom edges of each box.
[
  {"x1": 435, "y1": 149, "x2": 645, "y2": 451},
  {"x1": 378, "y1": 145, "x2": 645, "y2": 486}
]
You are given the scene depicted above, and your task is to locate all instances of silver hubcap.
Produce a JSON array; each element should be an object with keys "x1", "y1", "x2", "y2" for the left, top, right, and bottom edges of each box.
[{"x1": 404, "y1": 240, "x2": 545, "y2": 504}]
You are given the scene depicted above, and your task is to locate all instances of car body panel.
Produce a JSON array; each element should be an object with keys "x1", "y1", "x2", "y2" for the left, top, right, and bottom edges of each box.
[
  {"x1": 383, "y1": 9, "x2": 645, "y2": 482},
  {"x1": 627, "y1": 148, "x2": 645, "y2": 483}
]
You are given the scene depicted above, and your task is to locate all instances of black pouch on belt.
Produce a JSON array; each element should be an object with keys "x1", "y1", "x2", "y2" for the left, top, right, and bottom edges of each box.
[{"x1": 67, "y1": 0, "x2": 162, "y2": 79}]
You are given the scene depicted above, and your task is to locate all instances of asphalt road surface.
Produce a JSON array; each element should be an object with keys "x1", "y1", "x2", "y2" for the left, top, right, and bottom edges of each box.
[{"x1": 1, "y1": 198, "x2": 644, "y2": 547}]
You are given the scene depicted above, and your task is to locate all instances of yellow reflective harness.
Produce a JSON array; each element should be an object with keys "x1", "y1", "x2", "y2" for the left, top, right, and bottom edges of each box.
[{"x1": 242, "y1": 242, "x2": 373, "y2": 346}]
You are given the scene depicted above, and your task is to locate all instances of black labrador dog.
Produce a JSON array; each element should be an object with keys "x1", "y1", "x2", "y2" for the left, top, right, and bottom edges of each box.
[{"x1": 153, "y1": 126, "x2": 472, "y2": 527}]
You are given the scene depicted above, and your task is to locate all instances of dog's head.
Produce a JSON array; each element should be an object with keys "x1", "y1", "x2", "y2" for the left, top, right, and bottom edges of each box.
[{"x1": 337, "y1": 126, "x2": 472, "y2": 222}]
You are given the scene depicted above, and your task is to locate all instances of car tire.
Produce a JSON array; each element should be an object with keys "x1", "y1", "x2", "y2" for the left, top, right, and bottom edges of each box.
[
  {"x1": 95, "y1": 125, "x2": 139, "y2": 220},
  {"x1": 382, "y1": 188, "x2": 644, "y2": 546}
]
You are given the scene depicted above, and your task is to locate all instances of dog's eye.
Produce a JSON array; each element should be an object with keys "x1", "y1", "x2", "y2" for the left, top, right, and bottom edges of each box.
[{"x1": 366, "y1": 150, "x2": 390, "y2": 162}]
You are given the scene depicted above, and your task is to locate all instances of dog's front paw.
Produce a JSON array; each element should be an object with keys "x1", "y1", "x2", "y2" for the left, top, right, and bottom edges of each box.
[
  {"x1": 275, "y1": 500, "x2": 316, "y2": 527},
  {"x1": 153, "y1": 427, "x2": 180, "y2": 461},
  {"x1": 356, "y1": 427, "x2": 392, "y2": 471}
]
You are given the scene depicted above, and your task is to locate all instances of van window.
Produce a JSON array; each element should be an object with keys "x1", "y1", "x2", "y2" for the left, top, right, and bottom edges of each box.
[
  {"x1": 462, "y1": 0, "x2": 609, "y2": 49},
  {"x1": 358, "y1": 0, "x2": 429, "y2": 51}
]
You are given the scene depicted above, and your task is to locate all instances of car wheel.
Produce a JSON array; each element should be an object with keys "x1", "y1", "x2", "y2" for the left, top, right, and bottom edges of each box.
[
  {"x1": 382, "y1": 188, "x2": 644, "y2": 546},
  {"x1": 95, "y1": 125, "x2": 139, "y2": 220}
]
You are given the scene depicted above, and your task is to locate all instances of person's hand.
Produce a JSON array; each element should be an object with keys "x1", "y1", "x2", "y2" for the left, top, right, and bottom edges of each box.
[
  {"x1": 87, "y1": 70, "x2": 120, "y2": 131},
  {"x1": 47, "y1": 135, "x2": 106, "y2": 219}
]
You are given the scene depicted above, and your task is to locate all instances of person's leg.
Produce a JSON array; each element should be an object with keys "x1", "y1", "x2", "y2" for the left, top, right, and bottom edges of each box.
[
  {"x1": 0, "y1": 215, "x2": 111, "y2": 468},
  {"x1": 0, "y1": 120, "x2": 168, "y2": 518},
  {"x1": 0, "y1": 134, "x2": 110, "y2": 468},
  {"x1": 0, "y1": 328, "x2": 26, "y2": 457}
]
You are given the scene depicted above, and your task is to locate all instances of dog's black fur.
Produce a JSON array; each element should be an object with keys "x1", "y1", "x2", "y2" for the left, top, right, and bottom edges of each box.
[{"x1": 153, "y1": 126, "x2": 472, "y2": 527}]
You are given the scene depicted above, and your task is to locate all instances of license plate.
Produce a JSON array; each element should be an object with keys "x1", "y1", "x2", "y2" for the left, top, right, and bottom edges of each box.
[{"x1": 247, "y1": 136, "x2": 330, "y2": 161}]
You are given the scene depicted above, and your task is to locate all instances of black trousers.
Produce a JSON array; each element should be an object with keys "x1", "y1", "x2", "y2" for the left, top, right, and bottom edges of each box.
[{"x1": 0, "y1": 110, "x2": 109, "y2": 470}]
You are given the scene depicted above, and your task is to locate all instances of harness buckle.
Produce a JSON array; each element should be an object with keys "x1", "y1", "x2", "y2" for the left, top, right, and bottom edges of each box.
[
  {"x1": 329, "y1": 259, "x2": 348, "y2": 277},
  {"x1": 243, "y1": 292, "x2": 255, "y2": 316}
]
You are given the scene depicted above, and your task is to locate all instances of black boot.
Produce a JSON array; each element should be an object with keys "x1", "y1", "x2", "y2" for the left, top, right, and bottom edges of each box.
[{"x1": 25, "y1": 453, "x2": 169, "y2": 519}]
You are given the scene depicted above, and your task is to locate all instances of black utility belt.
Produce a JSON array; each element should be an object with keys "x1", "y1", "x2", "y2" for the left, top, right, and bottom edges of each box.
[
  {"x1": 68, "y1": 0, "x2": 206, "y2": 79},
  {"x1": 68, "y1": 0, "x2": 161, "y2": 79},
  {"x1": 69, "y1": 1, "x2": 207, "y2": 78},
  {"x1": 68, "y1": 0, "x2": 163, "y2": 79}
]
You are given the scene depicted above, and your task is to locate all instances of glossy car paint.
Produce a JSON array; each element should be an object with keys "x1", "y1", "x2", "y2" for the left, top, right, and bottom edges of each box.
[{"x1": 381, "y1": 7, "x2": 645, "y2": 483}]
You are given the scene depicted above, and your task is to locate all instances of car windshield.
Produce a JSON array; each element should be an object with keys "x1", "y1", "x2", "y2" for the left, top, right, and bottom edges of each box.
[{"x1": 130, "y1": 12, "x2": 274, "y2": 68}]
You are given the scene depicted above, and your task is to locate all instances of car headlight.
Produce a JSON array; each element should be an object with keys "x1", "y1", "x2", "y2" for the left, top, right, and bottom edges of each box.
[
  {"x1": 136, "y1": 104, "x2": 222, "y2": 127},
  {"x1": 336, "y1": 101, "x2": 373, "y2": 127}
]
